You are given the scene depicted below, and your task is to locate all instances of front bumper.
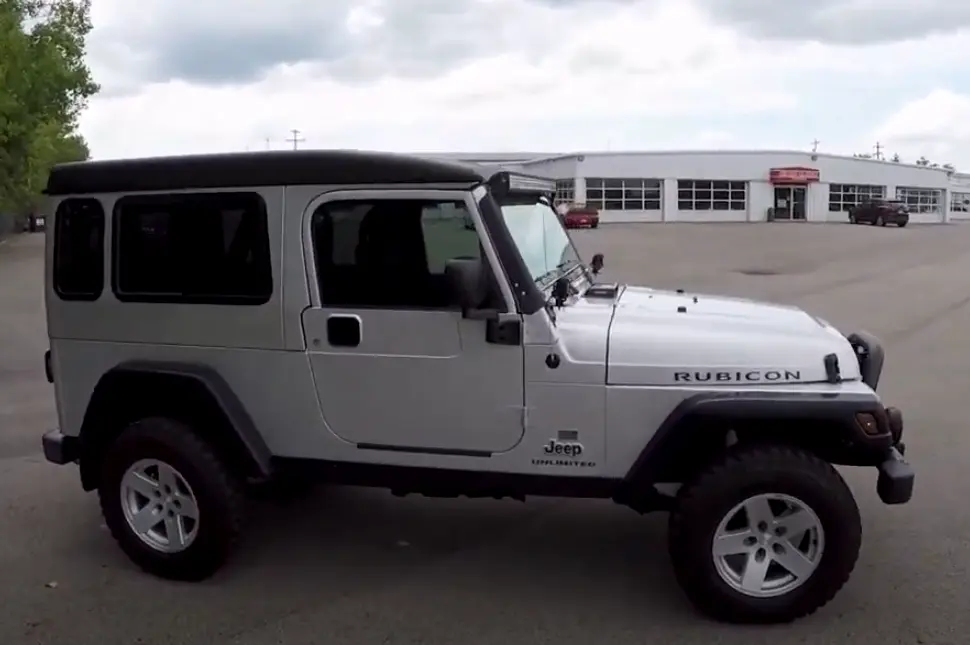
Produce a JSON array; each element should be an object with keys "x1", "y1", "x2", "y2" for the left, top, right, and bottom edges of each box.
[
  {"x1": 877, "y1": 446, "x2": 914, "y2": 504},
  {"x1": 872, "y1": 405, "x2": 913, "y2": 504},
  {"x1": 42, "y1": 430, "x2": 79, "y2": 465}
]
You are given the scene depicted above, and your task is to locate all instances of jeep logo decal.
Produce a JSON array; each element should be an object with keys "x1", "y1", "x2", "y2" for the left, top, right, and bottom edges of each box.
[
  {"x1": 543, "y1": 439, "x2": 583, "y2": 457},
  {"x1": 673, "y1": 370, "x2": 802, "y2": 383}
]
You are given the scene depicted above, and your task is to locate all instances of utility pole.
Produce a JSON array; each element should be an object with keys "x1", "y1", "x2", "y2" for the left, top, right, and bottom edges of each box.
[
  {"x1": 286, "y1": 129, "x2": 306, "y2": 151},
  {"x1": 811, "y1": 139, "x2": 820, "y2": 152},
  {"x1": 874, "y1": 141, "x2": 883, "y2": 160}
]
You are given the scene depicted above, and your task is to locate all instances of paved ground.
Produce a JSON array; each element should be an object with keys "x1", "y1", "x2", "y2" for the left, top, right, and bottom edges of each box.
[{"x1": 2, "y1": 224, "x2": 968, "y2": 645}]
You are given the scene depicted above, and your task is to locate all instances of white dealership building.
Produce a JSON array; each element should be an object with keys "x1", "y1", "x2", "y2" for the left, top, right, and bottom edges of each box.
[{"x1": 430, "y1": 150, "x2": 968, "y2": 225}]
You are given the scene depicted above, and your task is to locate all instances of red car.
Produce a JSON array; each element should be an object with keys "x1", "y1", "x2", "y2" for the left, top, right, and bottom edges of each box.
[{"x1": 562, "y1": 206, "x2": 600, "y2": 229}]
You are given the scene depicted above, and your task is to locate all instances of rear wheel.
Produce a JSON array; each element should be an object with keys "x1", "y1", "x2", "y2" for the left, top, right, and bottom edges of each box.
[
  {"x1": 668, "y1": 445, "x2": 862, "y2": 624},
  {"x1": 98, "y1": 417, "x2": 245, "y2": 581}
]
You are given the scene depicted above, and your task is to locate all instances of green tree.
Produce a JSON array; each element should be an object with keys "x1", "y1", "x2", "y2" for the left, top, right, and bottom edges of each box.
[{"x1": 0, "y1": 0, "x2": 98, "y2": 231}]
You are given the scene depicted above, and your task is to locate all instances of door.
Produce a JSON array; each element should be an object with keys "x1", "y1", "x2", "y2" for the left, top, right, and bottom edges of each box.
[
  {"x1": 791, "y1": 186, "x2": 807, "y2": 220},
  {"x1": 300, "y1": 190, "x2": 526, "y2": 454},
  {"x1": 773, "y1": 186, "x2": 793, "y2": 220},
  {"x1": 773, "y1": 186, "x2": 807, "y2": 220}
]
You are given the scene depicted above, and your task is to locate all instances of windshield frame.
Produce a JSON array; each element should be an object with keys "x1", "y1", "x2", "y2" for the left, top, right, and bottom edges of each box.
[
  {"x1": 488, "y1": 191, "x2": 590, "y2": 292},
  {"x1": 473, "y1": 182, "x2": 596, "y2": 316}
]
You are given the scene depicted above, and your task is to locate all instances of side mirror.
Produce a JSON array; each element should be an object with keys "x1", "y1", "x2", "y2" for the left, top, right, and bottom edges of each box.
[
  {"x1": 444, "y1": 257, "x2": 493, "y2": 319},
  {"x1": 590, "y1": 253, "x2": 605, "y2": 275}
]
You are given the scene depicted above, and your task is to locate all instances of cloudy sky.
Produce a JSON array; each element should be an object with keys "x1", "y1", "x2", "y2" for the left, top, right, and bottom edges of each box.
[{"x1": 80, "y1": 0, "x2": 970, "y2": 167}]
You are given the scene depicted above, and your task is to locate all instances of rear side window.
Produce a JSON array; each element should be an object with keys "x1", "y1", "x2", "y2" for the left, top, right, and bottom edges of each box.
[
  {"x1": 53, "y1": 198, "x2": 105, "y2": 301},
  {"x1": 113, "y1": 192, "x2": 272, "y2": 304}
]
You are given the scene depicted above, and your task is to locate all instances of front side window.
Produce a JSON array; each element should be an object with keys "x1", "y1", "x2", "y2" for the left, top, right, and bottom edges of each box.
[
  {"x1": 53, "y1": 198, "x2": 105, "y2": 301},
  {"x1": 113, "y1": 192, "x2": 272, "y2": 304},
  {"x1": 496, "y1": 197, "x2": 582, "y2": 288},
  {"x1": 311, "y1": 198, "x2": 482, "y2": 309}
]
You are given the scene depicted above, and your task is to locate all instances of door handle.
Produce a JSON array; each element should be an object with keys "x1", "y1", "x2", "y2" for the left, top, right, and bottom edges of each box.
[{"x1": 326, "y1": 314, "x2": 361, "y2": 347}]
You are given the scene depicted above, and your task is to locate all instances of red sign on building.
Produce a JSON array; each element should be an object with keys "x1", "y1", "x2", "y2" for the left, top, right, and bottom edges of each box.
[{"x1": 769, "y1": 167, "x2": 820, "y2": 183}]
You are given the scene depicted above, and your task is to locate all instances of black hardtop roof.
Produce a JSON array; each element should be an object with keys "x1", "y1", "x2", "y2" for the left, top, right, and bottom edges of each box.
[{"x1": 45, "y1": 149, "x2": 499, "y2": 196}]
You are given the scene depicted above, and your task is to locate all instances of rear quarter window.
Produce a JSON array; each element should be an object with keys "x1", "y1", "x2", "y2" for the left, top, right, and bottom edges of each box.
[
  {"x1": 53, "y1": 198, "x2": 105, "y2": 301},
  {"x1": 112, "y1": 191, "x2": 273, "y2": 305}
]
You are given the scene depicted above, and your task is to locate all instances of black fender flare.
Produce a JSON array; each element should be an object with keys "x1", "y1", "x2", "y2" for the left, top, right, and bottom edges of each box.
[
  {"x1": 621, "y1": 390, "x2": 894, "y2": 489},
  {"x1": 78, "y1": 360, "x2": 273, "y2": 489},
  {"x1": 845, "y1": 330, "x2": 885, "y2": 390}
]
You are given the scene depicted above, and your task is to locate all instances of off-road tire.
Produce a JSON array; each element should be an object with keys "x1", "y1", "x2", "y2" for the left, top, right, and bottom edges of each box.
[
  {"x1": 668, "y1": 445, "x2": 862, "y2": 624},
  {"x1": 98, "y1": 417, "x2": 245, "y2": 581}
]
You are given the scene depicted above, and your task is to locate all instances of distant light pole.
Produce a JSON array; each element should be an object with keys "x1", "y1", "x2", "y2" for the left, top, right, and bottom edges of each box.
[{"x1": 286, "y1": 129, "x2": 306, "y2": 150}]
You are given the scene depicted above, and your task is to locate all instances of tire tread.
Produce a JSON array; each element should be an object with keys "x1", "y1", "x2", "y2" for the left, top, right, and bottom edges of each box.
[
  {"x1": 669, "y1": 444, "x2": 862, "y2": 624},
  {"x1": 98, "y1": 417, "x2": 245, "y2": 581}
]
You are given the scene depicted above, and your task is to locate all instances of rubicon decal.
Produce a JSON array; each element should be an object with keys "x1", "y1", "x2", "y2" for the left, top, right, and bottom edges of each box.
[{"x1": 673, "y1": 370, "x2": 802, "y2": 383}]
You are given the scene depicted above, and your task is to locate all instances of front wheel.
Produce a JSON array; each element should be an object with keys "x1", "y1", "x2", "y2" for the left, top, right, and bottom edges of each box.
[
  {"x1": 98, "y1": 417, "x2": 245, "y2": 581},
  {"x1": 668, "y1": 446, "x2": 862, "y2": 624}
]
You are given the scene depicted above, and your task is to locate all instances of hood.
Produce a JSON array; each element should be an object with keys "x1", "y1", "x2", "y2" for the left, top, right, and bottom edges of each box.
[{"x1": 605, "y1": 286, "x2": 861, "y2": 386}]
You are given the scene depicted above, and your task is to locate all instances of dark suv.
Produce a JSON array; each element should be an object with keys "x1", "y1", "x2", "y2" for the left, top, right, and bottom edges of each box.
[{"x1": 848, "y1": 199, "x2": 909, "y2": 227}]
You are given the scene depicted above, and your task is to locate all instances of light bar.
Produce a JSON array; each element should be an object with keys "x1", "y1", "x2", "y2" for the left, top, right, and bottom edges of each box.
[{"x1": 507, "y1": 173, "x2": 556, "y2": 194}]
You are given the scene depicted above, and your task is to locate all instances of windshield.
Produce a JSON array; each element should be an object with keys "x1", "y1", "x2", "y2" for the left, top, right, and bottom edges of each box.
[{"x1": 497, "y1": 197, "x2": 583, "y2": 288}]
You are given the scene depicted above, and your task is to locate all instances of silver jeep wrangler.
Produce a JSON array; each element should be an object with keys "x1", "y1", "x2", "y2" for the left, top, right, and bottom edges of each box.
[{"x1": 41, "y1": 150, "x2": 913, "y2": 624}]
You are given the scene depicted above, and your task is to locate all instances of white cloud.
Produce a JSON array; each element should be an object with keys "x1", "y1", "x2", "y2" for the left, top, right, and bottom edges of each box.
[
  {"x1": 78, "y1": 0, "x2": 970, "y2": 169},
  {"x1": 873, "y1": 90, "x2": 970, "y2": 165}
]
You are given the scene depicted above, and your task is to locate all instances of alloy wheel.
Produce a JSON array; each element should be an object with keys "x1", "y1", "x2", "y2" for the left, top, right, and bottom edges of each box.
[
  {"x1": 120, "y1": 458, "x2": 200, "y2": 553},
  {"x1": 711, "y1": 493, "x2": 825, "y2": 598}
]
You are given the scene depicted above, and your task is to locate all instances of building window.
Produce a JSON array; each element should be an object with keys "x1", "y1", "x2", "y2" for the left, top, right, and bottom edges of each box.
[
  {"x1": 113, "y1": 192, "x2": 273, "y2": 305},
  {"x1": 584, "y1": 178, "x2": 661, "y2": 211},
  {"x1": 676, "y1": 180, "x2": 746, "y2": 211},
  {"x1": 53, "y1": 198, "x2": 105, "y2": 301},
  {"x1": 828, "y1": 184, "x2": 885, "y2": 212},
  {"x1": 896, "y1": 187, "x2": 942, "y2": 214},
  {"x1": 554, "y1": 180, "x2": 574, "y2": 207},
  {"x1": 951, "y1": 192, "x2": 970, "y2": 212}
]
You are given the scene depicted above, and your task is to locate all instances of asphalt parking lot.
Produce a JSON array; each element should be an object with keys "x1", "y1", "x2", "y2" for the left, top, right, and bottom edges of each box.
[{"x1": 2, "y1": 223, "x2": 968, "y2": 645}]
